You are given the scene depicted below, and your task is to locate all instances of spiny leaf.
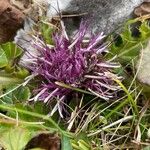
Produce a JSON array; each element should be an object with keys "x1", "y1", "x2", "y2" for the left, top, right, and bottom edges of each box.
[{"x1": 108, "y1": 20, "x2": 150, "y2": 64}]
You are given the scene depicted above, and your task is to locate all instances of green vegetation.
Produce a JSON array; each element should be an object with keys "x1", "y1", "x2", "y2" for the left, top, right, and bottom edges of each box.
[{"x1": 0, "y1": 18, "x2": 150, "y2": 150}]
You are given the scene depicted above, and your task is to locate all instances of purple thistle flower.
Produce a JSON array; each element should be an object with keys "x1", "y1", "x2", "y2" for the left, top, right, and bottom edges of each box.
[{"x1": 20, "y1": 22, "x2": 121, "y2": 117}]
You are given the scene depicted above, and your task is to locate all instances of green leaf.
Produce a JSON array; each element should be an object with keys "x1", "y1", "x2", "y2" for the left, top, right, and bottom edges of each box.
[
  {"x1": 30, "y1": 148, "x2": 45, "y2": 150},
  {"x1": 33, "y1": 102, "x2": 49, "y2": 115},
  {"x1": 0, "y1": 42, "x2": 22, "y2": 69},
  {"x1": 71, "y1": 139, "x2": 91, "y2": 150},
  {"x1": 2, "y1": 86, "x2": 31, "y2": 104},
  {"x1": 15, "y1": 67, "x2": 29, "y2": 79},
  {"x1": 40, "y1": 22, "x2": 54, "y2": 44},
  {"x1": 0, "y1": 47, "x2": 8, "y2": 68},
  {"x1": 0, "y1": 104, "x2": 65, "y2": 133},
  {"x1": 107, "y1": 20, "x2": 150, "y2": 64},
  {"x1": 0, "y1": 42, "x2": 22, "y2": 60},
  {"x1": 139, "y1": 21, "x2": 150, "y2": 40},
  {"x1": 61, "y1": 135, "x2": 72, "y2": 150},
  {"x1": 78, "y1": 140, "x2": 91, "y2": 150},
  {"x1": 143, "y1": 146, "x2": 150, "y2": 150},
  {"x1": 13, "y1": 86, "x2": 31, "y2": 102},
  {"x1": 0, "y1": 75, "x2": 22, "y2": 87},
  {"x1": 0, "y1": 127, "x2": 33, "y2": 150}
]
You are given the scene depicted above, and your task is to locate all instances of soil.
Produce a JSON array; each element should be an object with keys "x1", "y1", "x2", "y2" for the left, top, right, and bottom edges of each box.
[{"x1": 0, "y1": 0, "x2": 25, "y2": 43}]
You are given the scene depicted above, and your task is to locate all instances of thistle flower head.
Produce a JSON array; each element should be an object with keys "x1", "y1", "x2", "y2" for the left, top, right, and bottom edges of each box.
[{"x1": 20, "y1": 22, "x2": 121, "y2": 116}]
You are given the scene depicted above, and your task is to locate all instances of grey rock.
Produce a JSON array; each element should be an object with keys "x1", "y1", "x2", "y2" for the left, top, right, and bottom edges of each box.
[{"x1": 65, "y1": 0, "x2": 146, "y2": 34}]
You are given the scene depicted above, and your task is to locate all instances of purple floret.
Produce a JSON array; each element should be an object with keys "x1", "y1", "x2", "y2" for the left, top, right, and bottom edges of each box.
[{"x1": 21, "y1": 22, "x2": 121, "y2": 113}]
